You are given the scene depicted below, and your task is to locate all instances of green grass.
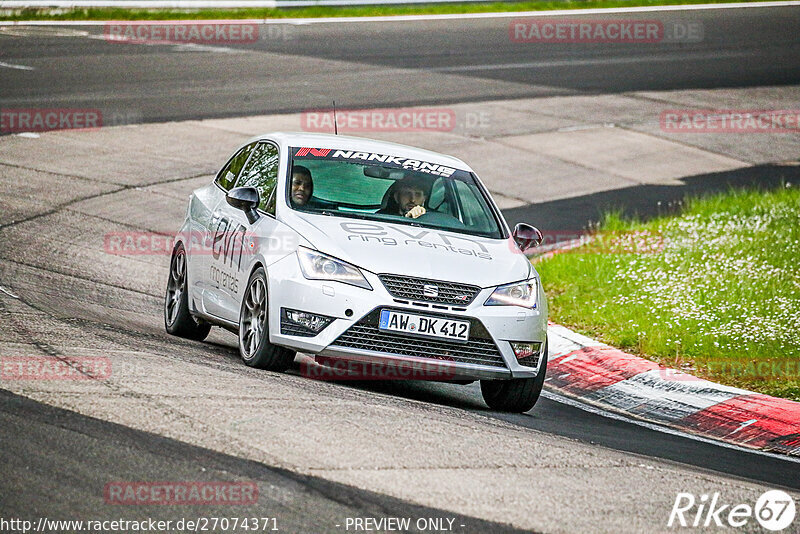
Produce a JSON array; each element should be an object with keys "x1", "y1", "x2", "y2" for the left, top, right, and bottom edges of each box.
[
  {"x1": 535, "y1": 185, "x2": 800, "y2": 401},
  {"x1": 0, "y1": 0, "x2": 787, "y2": 21}
]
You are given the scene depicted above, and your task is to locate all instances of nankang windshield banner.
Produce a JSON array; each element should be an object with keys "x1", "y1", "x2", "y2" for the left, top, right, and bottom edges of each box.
[{"x1": 291, "y1": 147, "x2": 462, "y2": 178}]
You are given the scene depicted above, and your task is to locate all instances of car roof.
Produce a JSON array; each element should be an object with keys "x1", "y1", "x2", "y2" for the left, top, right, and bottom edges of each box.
[{"x1": 253, "y1": 132, "x2": 473, "y2": 172}]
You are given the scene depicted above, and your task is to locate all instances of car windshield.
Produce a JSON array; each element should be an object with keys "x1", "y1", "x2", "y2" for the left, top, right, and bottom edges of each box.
[{"x1": 288, "y1": 147, "x2": 504, "y2": 239}]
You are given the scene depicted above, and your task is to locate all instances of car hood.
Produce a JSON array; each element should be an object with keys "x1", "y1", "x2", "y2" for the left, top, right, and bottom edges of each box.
[{"x1": 281, "y1": 211, "x2": 532, "y2": 288}]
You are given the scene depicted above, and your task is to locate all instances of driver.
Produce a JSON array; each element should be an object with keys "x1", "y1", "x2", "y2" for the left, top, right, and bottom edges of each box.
[
  {"x1": 378, "y1": 176, "x2": 428, "y2": 219},
  {"x1": 290, "y1": 165, "x2": 313, "y2": 207}
]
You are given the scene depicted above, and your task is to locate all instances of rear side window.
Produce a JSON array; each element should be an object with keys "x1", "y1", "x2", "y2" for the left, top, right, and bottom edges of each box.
[
  {"x1": 215, "y1": 142, "x2": 256, "y2": 191},
  {"x1": 236, "y1": 142, "x2": 280, "y2": 215}
]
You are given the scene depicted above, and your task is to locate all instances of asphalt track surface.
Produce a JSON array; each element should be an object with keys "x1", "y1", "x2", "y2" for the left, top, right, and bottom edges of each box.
[
  {"x1": 0, "y1": 390, "x2": 527, "y2": 533},
  {"x1": 2, "y1": 5, "x2": 800, "y2": 532},
  {"x1": 0, "y1": 5, "x2": 798, "y2": 123}
]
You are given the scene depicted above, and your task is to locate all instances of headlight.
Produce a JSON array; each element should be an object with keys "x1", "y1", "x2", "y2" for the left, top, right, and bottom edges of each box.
[
  {"x1": 484, "y1": 279, "x2": 538, "y2": 309},
  {"x1": 297, "y1": 246, "x2": 372, "y2": 290}
]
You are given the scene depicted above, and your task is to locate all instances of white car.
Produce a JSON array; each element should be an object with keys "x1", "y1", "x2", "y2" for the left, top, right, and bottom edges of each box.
[{"x1": 164, "y1": 133, "x2": 548, "y2": 412}]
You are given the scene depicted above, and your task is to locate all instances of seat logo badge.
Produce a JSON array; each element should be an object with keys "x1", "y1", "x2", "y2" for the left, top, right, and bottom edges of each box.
[{"x1": 423, "y1": 285, "x2": 439, "y2": 298}]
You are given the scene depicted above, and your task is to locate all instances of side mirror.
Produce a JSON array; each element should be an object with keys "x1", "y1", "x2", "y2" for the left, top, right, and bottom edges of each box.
[
  {"x1": 226, "y1": 187, "x2": 260, "y2": 224},
  {"x1": 512, "y1": 223, "x2": 543, "y2": 252}
]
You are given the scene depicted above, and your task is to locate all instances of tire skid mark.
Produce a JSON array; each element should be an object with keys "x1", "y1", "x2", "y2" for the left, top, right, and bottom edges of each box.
[
  {"x1": 0, "y1": 163, "x2": 213, "y2": 231},
  {"x1": 0, "y1": 287, "x2": 249, "y2": 454}
]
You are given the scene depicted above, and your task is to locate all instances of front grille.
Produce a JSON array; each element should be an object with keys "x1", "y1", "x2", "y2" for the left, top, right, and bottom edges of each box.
[
  {"x1": 378, "y1": 274, "x2": 480, "y2": 306},
  {"x1": 280, "y1": 322, "x2": 316, "y2": 337},
  {"x1": 517, "y1": 353, "x2": 540, "y2": 369},
  {"x1": 330, "y1": 308, "x2": 507, "y2": 369}
]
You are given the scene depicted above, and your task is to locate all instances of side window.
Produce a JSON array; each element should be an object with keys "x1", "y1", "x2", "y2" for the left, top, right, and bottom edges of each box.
[
  {"x1": 215, "y1": 143, "x2": 256, "y2": 191},
  {"x1": 236, "y1": 142, "x2": 280, "y2": 215}
]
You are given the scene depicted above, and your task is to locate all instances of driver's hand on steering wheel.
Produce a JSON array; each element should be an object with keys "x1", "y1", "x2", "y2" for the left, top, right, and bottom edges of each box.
[{"x1": 405, "y1": 206, "x2": 426, "y2": 219}]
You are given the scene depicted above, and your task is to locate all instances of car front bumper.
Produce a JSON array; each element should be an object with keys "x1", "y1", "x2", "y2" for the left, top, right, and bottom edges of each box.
[{"x1": 266, "y1": 253, "x2": 548, "y2": 380}]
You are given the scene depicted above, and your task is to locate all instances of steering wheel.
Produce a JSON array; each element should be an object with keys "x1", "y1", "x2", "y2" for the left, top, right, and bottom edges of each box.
[{"x1": 415, "y1": 210, "x2": 465, "y2": 227}]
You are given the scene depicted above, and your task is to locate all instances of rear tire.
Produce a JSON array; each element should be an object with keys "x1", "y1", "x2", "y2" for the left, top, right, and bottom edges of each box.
[
  {"x1": 164, "y1": 244, "x2": 211, "y2": 341},
  {"x1": 480, "y1": 346, "x2": 547, "y2": 413},
  {"x1": 238, "y1": 267, "x2": 295, "y2": 371}
]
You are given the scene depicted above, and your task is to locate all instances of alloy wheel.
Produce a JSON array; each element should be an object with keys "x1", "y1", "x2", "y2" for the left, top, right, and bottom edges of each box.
[
  {"x1": 241, "y1": 277, "x2": 267, "y2": 360},
  {"x1": 165, "y1": 249, "x2": 186, "y2": 326}
]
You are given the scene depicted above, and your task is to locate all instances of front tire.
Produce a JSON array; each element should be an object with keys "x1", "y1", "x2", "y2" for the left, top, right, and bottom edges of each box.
[
  {"x1": 238, "y1": 267, "x2": 295, "y2": 371},
  {"x1": 480, "y1": 346, "x2": 548, "y2": 413},
  {"x1": 164, "y1": 244, "x2": 211, "y2": 341}
]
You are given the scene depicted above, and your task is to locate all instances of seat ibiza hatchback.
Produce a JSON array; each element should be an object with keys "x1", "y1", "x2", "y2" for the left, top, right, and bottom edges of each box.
[{"x1": 165, "y1": 133, "x2": 548, "y2": 412}]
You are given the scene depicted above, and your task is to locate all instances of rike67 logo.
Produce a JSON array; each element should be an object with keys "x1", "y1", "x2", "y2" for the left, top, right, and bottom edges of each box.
[{"x1": 669, "y1": 490, "x2": 796, "y2": 531}]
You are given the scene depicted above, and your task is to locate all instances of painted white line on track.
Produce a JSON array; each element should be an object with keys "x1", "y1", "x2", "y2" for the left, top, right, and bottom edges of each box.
[
  {"x1": 84, "y1": 32, "x2": 243, "y2": 52},
  {"x1": 541, "y1": 389, "x2": 800, "y2": 465},
  {"x1": 0, "y1": 285, "x2": 20, "y2": 299},
  {"x1": 0, "y1": 1, "x2": 798, "y2": 25},
  {"x1": 433, "y1": 51, "x2": 753, "y2": 72},
  {"x1": 0, "y1": 25, "x2": 88, "y2": 35},
  {"x1": 0, "y1": 61, "x2": 35, "y2": 70},
  {"x1": 0, "y1": 0, "x2": 280, "y2": 5}
]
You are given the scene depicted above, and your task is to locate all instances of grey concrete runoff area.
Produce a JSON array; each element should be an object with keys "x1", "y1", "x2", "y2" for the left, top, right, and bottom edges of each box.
[{"x1": 1, "y1": 81, "x2": 799, "y2": 533}]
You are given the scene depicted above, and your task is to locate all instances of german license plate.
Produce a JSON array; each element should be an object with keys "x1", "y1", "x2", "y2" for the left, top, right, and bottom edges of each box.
[{"x1": 378, "y1": 310, "x2": 470, "y2": 342}]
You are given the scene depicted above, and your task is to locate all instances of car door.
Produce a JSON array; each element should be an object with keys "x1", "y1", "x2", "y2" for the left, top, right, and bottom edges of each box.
[
  {"x1": 197, "y1": 142, "x2": 256, "y2": 319},
  {"x1": 207, "y1": 141, "x2": 282, "y2": 323}
]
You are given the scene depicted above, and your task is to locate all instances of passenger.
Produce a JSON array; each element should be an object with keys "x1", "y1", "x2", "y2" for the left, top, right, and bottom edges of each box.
[
  {"x1": 378, "y1": 176, "x2": 428, "y2": 219},
  {"x1": 290, "y1": 165, "x2": 313, "y2": 207}
]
